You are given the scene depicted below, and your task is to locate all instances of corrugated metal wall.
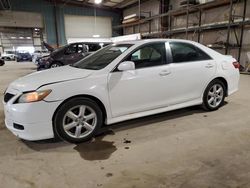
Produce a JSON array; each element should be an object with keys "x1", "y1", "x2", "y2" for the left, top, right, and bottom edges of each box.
[
  {"x1": 123, "y1": 0, "x2": 161, "y2": 35},
  {"x1": 4, "y1": 0, "x2": 122, "y2": 46},
  {"x1": 122, "y1": 0, "x2": 250, "y2": 67}
]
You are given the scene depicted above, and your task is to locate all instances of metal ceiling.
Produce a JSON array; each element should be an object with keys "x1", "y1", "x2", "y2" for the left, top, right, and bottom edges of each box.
[
  {"x1": 89, "y1": 0, "x2": 139, "y2": 8},
  {"x1": 53, "y1": 0, "x2": 140, "y2": 10}
]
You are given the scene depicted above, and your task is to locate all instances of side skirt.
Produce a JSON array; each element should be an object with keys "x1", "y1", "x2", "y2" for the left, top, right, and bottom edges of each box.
[{"x1": 106, "y1": 98, "x2": 202, "y2": 125}]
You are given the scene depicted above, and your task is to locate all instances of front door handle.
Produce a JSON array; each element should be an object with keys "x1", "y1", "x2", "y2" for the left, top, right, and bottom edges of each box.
[
  {"x1": 159, "y1": 70, "x2": 171, "y2": 76},
  {"x1": 205, "y1": 63, "x2": 214, "y2": 68}
]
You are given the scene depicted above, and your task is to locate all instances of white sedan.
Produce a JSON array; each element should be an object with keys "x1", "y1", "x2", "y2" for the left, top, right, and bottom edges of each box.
[{"x1": 3, "y1": 39, "x2": 240, "y2": 143}]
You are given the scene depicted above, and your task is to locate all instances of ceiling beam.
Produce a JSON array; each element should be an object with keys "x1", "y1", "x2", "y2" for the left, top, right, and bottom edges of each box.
[
  {"x1": 113, "y1": 0, "x2": 138, "y2": 8},
  {"x1": 113, "y1": 0, "x2": 152, "y2": 9},
  {"x1": 48, "y1": 0, "x2": 121, "y2": 12}
]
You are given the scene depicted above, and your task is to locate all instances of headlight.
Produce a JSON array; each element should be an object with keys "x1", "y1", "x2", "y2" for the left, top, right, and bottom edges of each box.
[
  {"x1": 18, "y1": 90, "x2": 52, "y2": 103},
  {"x1": 42, "y1": 56, "x2": 49, "y2": 61},
  {"x1": 39, "y1": 56, "x2": 50, "y2": 63}
]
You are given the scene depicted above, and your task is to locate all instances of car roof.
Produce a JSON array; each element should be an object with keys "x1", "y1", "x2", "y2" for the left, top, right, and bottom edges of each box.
[
  {"x1": 114, "y1": 39, "x2": 197, "y2": 45},
  {"x1": 69, "y1": 42, "x2": 111, "y2": 45}
]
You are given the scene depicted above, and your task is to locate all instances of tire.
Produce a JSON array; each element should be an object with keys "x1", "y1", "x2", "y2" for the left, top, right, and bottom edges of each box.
[
  {"x1": 202, "y1": 79, "x2": 226, "y2": 111},
  {"x1": 54, "y1": 97, "x2": 103, "y2": 143},
  {"x1": 50, "y1": 62, "x2": 62, "y2": 68}
]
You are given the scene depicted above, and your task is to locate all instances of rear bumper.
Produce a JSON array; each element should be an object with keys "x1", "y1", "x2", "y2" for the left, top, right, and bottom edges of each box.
[{"x1": 227, "y1": 70, "x2": 240, "y2": 96}]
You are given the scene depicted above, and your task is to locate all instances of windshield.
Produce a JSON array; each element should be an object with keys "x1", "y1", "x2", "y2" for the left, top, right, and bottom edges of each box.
[{"x1": 72, "y1": 44, "x2": 133, "y2": 70}]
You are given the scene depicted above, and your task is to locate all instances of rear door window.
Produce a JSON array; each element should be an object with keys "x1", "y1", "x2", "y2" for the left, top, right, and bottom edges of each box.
[{"x1": 170, "y1": 42, "x2": 211, "y2": 63}]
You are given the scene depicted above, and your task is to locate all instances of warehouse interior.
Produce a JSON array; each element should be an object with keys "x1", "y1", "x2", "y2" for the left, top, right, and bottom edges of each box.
[
  {"x1": 1, "y1": 0, "x2": 250, "y2": 69},
  {"x1": 0, "y1": 0, "x2": 250, "y2": 187}
]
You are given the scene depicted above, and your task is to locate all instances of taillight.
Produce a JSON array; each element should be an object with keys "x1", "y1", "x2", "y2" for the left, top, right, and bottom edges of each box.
[{"x1": 233, "y1": 61, "x2": 240, "y2": 69}]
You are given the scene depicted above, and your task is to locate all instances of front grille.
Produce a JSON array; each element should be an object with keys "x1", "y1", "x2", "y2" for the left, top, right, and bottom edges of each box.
[{"x1": 4, "y1": 93, "x2": 15, "y2": 103}]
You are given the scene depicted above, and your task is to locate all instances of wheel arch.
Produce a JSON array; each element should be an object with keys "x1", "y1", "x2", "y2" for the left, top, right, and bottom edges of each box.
[
  {"x1": 204, "y1": 77, "x2": 228, "y2": 97},
  {"x1": 213, "y1": 77, "x2": 228, "y2": 96},
  {"x1": 50, "y1": 60, "x2": 63, "y2": 67},
  {"x1": 52, "y1": 94, "x2": 107, "y2": 126}
]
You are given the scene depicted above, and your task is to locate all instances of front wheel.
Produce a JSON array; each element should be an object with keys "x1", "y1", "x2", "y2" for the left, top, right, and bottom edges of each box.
[
  {"x1": 50, "y1": 62, "x2": 62, "y2": 68},
  {"x1": 54, "y1": 98, "x2": 103, "y2": 143},
  {"x1": 202, "y1": 80, "x2": 226, "y2": 111}
]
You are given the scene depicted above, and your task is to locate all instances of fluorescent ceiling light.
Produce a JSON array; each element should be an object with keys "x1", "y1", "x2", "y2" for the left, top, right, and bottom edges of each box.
[
  {"x1": 19, "y1": 37, "x2": 24, "y2": 39},
  {"x1": 26, "y1": 37, "x2": 31, "y2": 39},
  {"x1": 93, "y1": 35, "x2": 100, "y2": 38},
  {"x1": 124, "y1": 14, "x2": 137, "y2": 20},
  {"x1": 94, "y1": 0, "x2": 102, "y2": 4},
  {"x1": 11, "y1": 36, "x2": 16, "y2": 39}
]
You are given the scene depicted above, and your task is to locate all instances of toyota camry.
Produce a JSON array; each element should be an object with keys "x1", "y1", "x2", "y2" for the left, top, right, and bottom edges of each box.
[{"x1": 3, "y1": 39, "x2": 240, "y2": 143}]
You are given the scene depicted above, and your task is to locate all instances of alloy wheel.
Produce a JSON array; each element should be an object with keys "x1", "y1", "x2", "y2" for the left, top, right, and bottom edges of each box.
[
  {"x1": 62, "y1": 105, "x2": 97, "y2": 138},
  {"x1": 207, "y1": 84, "x2": 224, "y2": 108}
]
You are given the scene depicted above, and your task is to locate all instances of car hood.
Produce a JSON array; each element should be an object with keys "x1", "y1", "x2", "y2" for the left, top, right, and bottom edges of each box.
[{"x1": 8, "y1": 66, "x2": 94, "y2": 92}]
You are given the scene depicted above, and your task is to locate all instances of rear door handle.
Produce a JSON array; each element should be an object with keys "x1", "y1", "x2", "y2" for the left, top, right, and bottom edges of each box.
[
  {"x1": 159, "y1": 70, "x2": 171, "y2": 76},
  {"x1": 205, "y1": 63, "x2": 214, "y2": 68}
]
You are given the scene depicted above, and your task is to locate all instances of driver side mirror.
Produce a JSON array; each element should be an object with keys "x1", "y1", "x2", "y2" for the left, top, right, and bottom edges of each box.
[{"x1": 117, "y1": 61, "x2": 135, "y2": 71}]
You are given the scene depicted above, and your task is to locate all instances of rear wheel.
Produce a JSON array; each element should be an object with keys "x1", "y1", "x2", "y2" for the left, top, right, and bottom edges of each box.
[
  {"x1": 54, "y1": 98, "x2": 103, "y2": 143},
  {"x1": 202, "y1": 79, "x2": 226, "y2": 111}
]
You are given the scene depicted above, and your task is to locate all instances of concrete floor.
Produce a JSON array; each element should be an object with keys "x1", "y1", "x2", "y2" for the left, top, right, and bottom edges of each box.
[{"x1": 0, "y1": 61, "x2": 250, "y2": 188}]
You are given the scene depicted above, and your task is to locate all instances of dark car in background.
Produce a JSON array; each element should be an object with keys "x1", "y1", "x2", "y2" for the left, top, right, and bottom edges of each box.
[
  {"x1": 0, "y1": 59, "x2": 4, "y2": 66},
  {"x1": 16, "y1": 52, "x2": 32, "y2": 62},
  {"x1": 37, "y1": 42, "x2": 110, "y2": 71}
]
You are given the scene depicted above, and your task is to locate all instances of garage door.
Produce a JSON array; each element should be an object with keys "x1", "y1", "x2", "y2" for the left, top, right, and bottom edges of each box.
[
  {"x1": 64, "y1": 15, "x2": 112, "y2": 40},
  {"x1": 0, "y1": 11, "x2": 44, "y2": 53},
  {"x1": 0, "y1": 28, "x2": 43, "y2": 53}
]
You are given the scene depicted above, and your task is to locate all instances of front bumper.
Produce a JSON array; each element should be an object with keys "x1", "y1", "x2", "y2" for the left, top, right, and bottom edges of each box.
[
  {"x1": 5, "y1": 118, "x2": 54, "y2": 141},
  {"x1": 3, "y1": 91, "x2": 62, "y2": 141},
  {"x1": 37, "y1": 58, "x2": 52, "y2": 71}
]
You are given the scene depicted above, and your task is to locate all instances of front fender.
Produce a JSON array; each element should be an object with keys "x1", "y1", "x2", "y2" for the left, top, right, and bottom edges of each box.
[{"x1": 39, "y1": 74, "x2": 112, "y2": 120}]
